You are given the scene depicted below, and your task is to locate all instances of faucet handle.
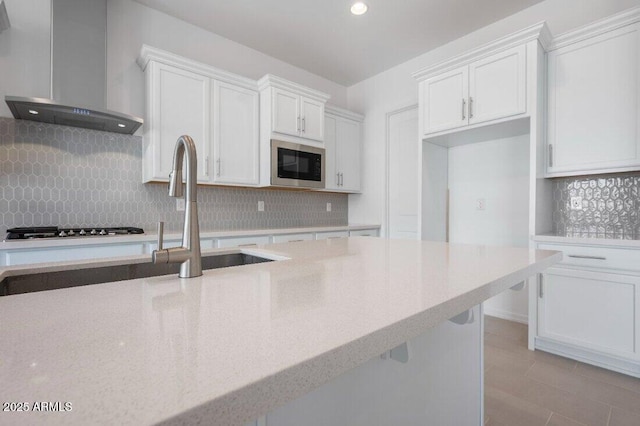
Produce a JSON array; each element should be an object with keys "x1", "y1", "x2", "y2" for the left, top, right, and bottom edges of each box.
[{"x1": 157, "y1": 221, "x2": 164, "y2": 250}]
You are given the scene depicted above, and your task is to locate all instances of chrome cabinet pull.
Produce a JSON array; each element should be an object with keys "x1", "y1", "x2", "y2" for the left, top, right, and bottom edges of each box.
[
  {"x1": 340, "y1": 172, "x2": 344, "y2": 186},
  {"x1": 216, "y1": 158, "x2": 221, "y2": 177},
  {"x1": 462, "y1": 98, "x2": 466, "y2": 120},
  {"x1": 336, "y1": 172, "x2": 340, "y2": 186},
  {"x1": 238, "y1": 243, "x2": 257, "y2": 247},
  {"x1": 469, "y1": 97, "x2": 474, "y2": 119},
  {"x1": 289, "y1": 239, "x2": 304, "y2": 243},
  {"x1": 205, "y1": 156, "x2": 209, "y2": 176},
  {"x1": 297, "y1": 116, "x2": 301, "y2": 132},
  {"x1": 302, "y1": 117, "x2": 306, "y2": 132},
  {"x1": 567, "y1": 254, "x2": 606, "y2": 260},
  {"x1": 548, "y1": 145, "x2": 553, "y2": 167},
  {"x1": 539, "y1": 275, "x2": 544, "y2": 298}
]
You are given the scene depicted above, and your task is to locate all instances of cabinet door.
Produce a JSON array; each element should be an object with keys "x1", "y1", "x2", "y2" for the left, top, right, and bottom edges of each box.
[
  {"x1": 538, "y1": 267, "x2": 640, "y2": 358},
  {"x1": 547, "y1": 23, "x2": 640, "y2": 175},
  {"x1": 324, "y1": 115, "x2": 339, "y2": 190},
  {"x1": 336, "y1": 117, "x2": 361, "y2": 192},
  {"x1": 468, "y1": 45, "x2": 526, "y2": 125},
  {"x1": 421, "y1": 66, "x2": 468, "y2": 135},
  {"x1": 213, "y1": 81, "x2": 259, "y2": 185},
  {"x1": 272, "y1": 88, "x2": 300, "y2": 137},
  {"x1": 300, "y1": 96, "x2": 325, "y2": 141},
  {"x1": 149, "y1": 62, "x2": 211, "y2": 182}
]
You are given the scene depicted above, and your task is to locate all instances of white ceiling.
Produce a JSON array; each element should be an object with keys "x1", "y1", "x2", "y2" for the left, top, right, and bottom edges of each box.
[{"x1": 133, "y1": 0, "x2": 545, "y2": 86}]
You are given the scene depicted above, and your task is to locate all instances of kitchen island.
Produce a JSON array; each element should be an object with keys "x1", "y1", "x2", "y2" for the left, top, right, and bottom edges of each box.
[{"x1": 0, "y1": 238, "x2": 560, "y2": 425}]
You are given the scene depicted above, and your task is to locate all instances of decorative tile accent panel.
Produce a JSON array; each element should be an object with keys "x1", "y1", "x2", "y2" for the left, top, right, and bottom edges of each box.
[
  {"x1": 0, "y1": 118, "x2": 347, "y2": 233},
  {"x1": 552, "y1": 173, "x2": 640, "y2": 239}
]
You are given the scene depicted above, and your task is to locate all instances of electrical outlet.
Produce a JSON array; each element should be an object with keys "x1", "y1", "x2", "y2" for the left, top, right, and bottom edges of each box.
[
  {"x1": 176, "y1": 198, "x2": 185, "y2": 211},
  {"x1": 326, "y1": 203, "x2": 332, "y2": 212},
  {"x1": 258, "y1": 201, "x2": 265, "y2": 212},
  {"x1": 476, "y1": 198, "x2": 486, "y2": 211},
  {"x1": 570, "y1": 196, "x2": 583, "y2": 210}
]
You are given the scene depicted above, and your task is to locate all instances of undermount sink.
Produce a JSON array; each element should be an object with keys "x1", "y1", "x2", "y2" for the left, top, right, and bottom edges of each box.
[{"x1": 0, "y1": 253, "x2": 274, "y2": 296}]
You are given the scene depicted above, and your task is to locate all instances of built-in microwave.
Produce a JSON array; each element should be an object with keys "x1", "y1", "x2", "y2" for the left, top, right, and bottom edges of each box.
[{"x1": 271, "y1": 140, "x2": 325, "y2": 189}]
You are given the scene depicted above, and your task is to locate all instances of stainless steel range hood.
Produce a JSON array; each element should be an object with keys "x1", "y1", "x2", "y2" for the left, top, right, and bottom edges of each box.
[{"x1": 4, "y1": 0, "x2": 142, "y2": 135}]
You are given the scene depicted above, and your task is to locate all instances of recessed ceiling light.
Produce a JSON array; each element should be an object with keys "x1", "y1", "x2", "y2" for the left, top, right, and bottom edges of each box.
[
  {"x1": 117, "y1": 123, "x2": 126, "y2": 128},
  {"x1": 28, "y1": 109, "x2": 39, "y2": 115},
  {"x1": 350, "y1": 2, "x2": 368, "y2": 15}
]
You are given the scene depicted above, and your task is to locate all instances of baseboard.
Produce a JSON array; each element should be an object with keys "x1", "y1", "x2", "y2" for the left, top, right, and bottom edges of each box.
[
  {"x1": 535, "y1": 337, "x2": 640, "y2": 378},
  {"x1": 483, "y1": 307, "x2": 528, "y2": 324}
]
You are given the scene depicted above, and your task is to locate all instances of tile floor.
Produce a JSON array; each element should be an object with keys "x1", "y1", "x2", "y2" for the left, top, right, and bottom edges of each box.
[{"x1": 484, "y1": 316, "x2": 640, "y2": 426}]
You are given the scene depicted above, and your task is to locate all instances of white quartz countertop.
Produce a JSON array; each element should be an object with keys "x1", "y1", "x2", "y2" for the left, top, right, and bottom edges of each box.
[
  {"x1": 0, "y1": 238, "x2": 560, "y2": 425},
  {"x1": 533, "y1": 234, "x2": 640, "y2": 248}
]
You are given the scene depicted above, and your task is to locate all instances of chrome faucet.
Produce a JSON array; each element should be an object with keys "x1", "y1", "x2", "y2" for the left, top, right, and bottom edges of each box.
[{"x1": 152, "y1": 135, "x2": 202, "y2": 278}]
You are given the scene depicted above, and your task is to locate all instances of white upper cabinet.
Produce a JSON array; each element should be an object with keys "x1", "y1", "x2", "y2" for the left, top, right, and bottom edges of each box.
[
  {"x1": 300, "y1": 96, "x2": 325, "y2": 141},
  {"x1": 468, "y1": 45, "x2": 526, "y2": 125},
  {"x1": 421, "y1": 66, "x2": 469, "y2": 134},
  {"x1": 414, "y1": 24, "x2": 548, "y2": 139},
  {"x1": 143, "y1": 61, "x2": 211, "y2": 183},
  {"x1": 546, "y1": 21, "x2": 640, "y2": 177},
  {"x1": 418, "y1": 45, "x2": 526, "y2": 137},
  {"x1": 258, "y1": 75, "x2": 330, "y2": 144},
  {"x1": 272, "y1": 88, "x2": 300, "y2": 136},
  {"x1": 138, "y1": 45, "x2": 260, "y2": 187},
  {"x1": 212, "y1": 81, "x2": 260, "y2": 185},
  {"x1": 324, "y1": 106, "x2": 363, "y2": 193}
]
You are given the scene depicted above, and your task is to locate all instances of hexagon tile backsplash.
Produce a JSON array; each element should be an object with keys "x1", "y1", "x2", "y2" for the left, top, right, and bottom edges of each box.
[
  {"x1": 0, "y1": 118, "x2": 348, "y2": 233},
  {"x1": 553, "y1": 173, "x2": 640, "y2": 239}
]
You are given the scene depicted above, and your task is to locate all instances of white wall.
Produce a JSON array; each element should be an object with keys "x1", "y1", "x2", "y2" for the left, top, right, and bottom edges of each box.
[
  {"x1": 448, "y1": 136, "x2": 530, "y2": 322},
  {"x1": 0, "y1": 0, "x2": 348, "y2": 120},
  {"x1": 347, "y1": 0, "x2": 640, "y2": 234},
  {"x1": 0, "y1": 0, "x2": 51, "y2": 118},
  {"x1": 106, "y1": 0, "x2": 348, "y2": 119}
]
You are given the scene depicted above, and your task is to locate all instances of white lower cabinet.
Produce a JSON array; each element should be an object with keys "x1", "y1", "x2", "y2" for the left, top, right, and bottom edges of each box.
[
  {"x1": 258, "y1": 305, "x2": 483, "y2": 426},
  {"x1": 534, "y1": 243, "x2": 640, "y2": 377},
  {"x1": 539, "y1": 267, "x2": 639, "y2": 356}
]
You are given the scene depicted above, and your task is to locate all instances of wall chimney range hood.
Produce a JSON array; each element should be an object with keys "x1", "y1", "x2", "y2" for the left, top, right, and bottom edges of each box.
[{"x1": 4, "y1": 0, "x2": 143, "y2": 135}]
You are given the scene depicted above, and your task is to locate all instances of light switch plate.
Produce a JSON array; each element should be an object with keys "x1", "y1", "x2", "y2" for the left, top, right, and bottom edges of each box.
[
  {"x1": 258, "y1": 201, "x2": 265, "y2": 212},
  {"x1": 476, "y1": 199, "x2": 486, "y2": 211},
  {"x1": 176, "y1": 198, "x2": 185, "y2": 211},
  {"x1": 326, "y1": 203, "x2": 332, "y2": 212}
]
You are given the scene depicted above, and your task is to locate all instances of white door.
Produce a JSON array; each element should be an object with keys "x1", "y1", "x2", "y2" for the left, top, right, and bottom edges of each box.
[
  {"x1": 300, "y1": 96, "x2": 325, "y2": 141},
  {"x1": 538, "y1": 267, "x2": 640, "y2": 359},
  {"x1": 272, "y1": 88, "x2": 300, "y2": 137},
  {"x1": 336, "y1": 117, "x2": 361, "y2": 192},
  {"x1": 547, "y1": 23, "x2": 640, "y2": 175},
  {"x1": 324, "y1": 115, "x2": 339, "y2": 190},
  {"x1": 468, "y1": 45, "x2": 526, "y2": 125},
  {"x1": 152, "y1": 63, "x2": 211, "y2": 182},
  {"x1": 388, "y1": 106, "x2": 419, "y2": 240},
  {"x1": 421, "y1": 66, "x2": 468, "y2": 135},
  {"x1": 212, "y1": 81, "x2": 259, "y2": 185}
]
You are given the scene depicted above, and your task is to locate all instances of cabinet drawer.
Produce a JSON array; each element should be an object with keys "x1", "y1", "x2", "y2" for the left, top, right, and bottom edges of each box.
[
  {"x1": 272, "y1": 233, "x2": 314, "y2": 244},
  {"x1": 217, "y1": 236, "x2": 270, "y2": 248},
  {"x1": 315, "y1": 231, "x2": 348, "y2": 240},
  {"x1": 537, "y1": 243, "x2": 640, "y2": 273},
  {"x1": 349, "y1": 229, "x2": 379, "y2": 237}
]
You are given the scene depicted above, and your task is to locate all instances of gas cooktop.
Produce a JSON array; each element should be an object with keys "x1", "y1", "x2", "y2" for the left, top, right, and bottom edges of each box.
[{"x1": 5, "y1": 226, "x2": 144, "y2": 241}]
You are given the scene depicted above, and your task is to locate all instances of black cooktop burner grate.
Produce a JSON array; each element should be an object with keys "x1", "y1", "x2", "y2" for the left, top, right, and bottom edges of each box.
[{"x1": 5, "y1": 226, "x2": 144, "y2": 240}]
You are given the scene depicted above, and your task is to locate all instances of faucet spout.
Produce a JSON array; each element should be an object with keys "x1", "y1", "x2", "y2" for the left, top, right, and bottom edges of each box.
[{"x1": 152, "y1": 135, "x2": 202, "y2": 278}]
